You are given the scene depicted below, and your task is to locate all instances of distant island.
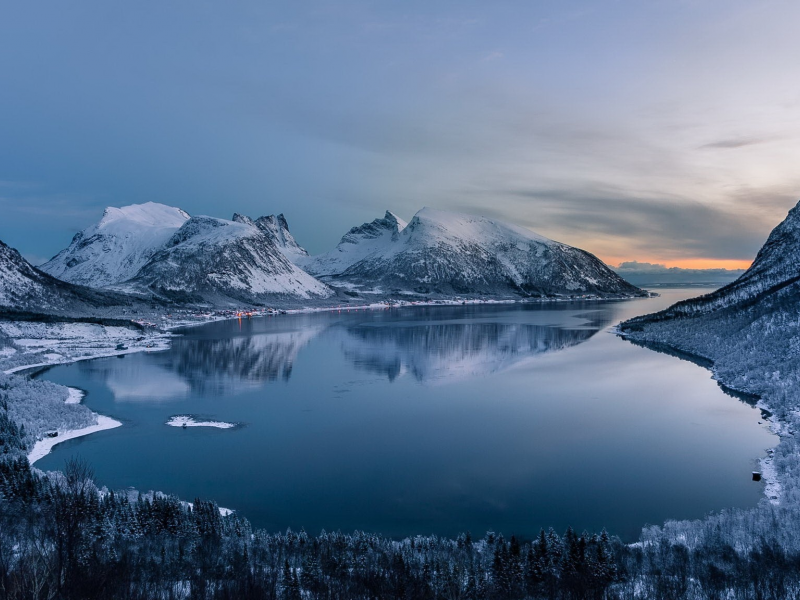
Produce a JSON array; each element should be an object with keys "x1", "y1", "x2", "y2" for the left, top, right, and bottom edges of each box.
[{"x1": 612, "y1": 260, "x2": 745, "y2": 287}]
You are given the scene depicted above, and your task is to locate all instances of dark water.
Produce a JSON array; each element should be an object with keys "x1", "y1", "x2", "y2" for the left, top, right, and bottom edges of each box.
[{"x1": 36, "y1": 290, "x2": 776, "y2": 541}]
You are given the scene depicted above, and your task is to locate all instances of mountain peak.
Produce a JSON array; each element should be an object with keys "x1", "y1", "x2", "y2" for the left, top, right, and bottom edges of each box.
[
  {"x1": 129, "y1": 215, "x2": 330, "y2": 303},
  {"x1": 99, "y1": 202, "x2": 190, "y2": 229},
  {"x1": 41, "y1": 203, "x2": 192, "y2": 288},
  {"x1": 384, "y1": 211, "x2": 407, "y2": 231},
  {"x1": 232, "y1": 213, "x2": 255, "y2": 226}
]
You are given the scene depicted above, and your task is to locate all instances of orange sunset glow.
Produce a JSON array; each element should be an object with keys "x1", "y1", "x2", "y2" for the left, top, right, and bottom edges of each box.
[{"x1": 604, "y1": 258, "x2": 752, "y2": 270}]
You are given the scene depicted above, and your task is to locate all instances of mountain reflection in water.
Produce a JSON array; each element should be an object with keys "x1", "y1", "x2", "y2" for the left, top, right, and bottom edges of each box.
[
  {"x1": 339, "y1": 315, "x2": 608, "y2": 382},
  {"x1": 140, "y1": 305, "x2": 615, "y2": 394}
]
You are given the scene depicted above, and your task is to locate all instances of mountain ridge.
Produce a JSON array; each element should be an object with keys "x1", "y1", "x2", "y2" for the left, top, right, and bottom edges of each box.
[
  {"x1": 121, "y1": 215, "x2": 333, "y2": 305},
  {"x1": 302, "y1": 207, "x2": 644, "y2": 298}
]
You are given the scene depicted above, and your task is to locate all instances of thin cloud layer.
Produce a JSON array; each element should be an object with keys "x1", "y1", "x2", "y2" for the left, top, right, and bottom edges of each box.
[{"x1": 0, "y1": 1, "x2": 798, "y2": 264}]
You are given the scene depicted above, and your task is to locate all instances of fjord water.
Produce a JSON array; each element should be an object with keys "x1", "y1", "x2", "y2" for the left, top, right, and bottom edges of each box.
[{"x1": 37, "y1": 290, "x2": 776, "y2": 540}]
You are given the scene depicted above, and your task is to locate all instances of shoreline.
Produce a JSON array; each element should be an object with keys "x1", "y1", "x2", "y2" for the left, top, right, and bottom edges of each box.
[
  {"x1": 5, "y1": 289, "x2": 777, "y2": 546},
  {"x1": 165, "y1": 292, "x2": 649, "y2": 334},
  {"x1": 3, "y1": 343, "x2": 171, "y2": 375},
  {"x1": 28, "y1": 414, "x2": 122, "y2": 465},
  {"x1": 615, "y1": 329, "x2": 782, "y2": 505}
]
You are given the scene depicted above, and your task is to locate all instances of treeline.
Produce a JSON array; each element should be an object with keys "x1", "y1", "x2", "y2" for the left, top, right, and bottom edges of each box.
[
  {"x1": 2, "y1": 455, "x2": 800, "y2": 598},
  {"x1": 1, "y1": 454, "x2": 621, "y2": 599}
]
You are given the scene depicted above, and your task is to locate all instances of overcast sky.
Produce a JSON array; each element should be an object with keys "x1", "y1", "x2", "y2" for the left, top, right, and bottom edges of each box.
[{"x1": 2, "y1": 0, "x2": 800, "y2": 268}]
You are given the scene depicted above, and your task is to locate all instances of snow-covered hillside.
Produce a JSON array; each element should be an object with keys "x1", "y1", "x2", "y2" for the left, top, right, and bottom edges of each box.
[
  {"x1": 304, "y1": 208, "x2": 643, "y2": 298},
  {"x1": 41, "y1": 203, "x2": 333, "y2": 306},
  {"x1": 125, "y1": 216, "x2": 332, "y2": 304},
  {"x1": 41, "y1": 202, "x2": 190, "y2": 288},
  {"x1": 0, "y1": 238, "x2": 146, "y2": 316}
]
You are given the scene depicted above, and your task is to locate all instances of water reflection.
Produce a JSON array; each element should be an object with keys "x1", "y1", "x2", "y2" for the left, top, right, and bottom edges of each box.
[
  {"x1": 165, "y1": 305, "x2": 615, "y2": 390},
  {"x1": 76, "y1": 305, "x2": 615, "y2": 399},
  {"x1": 167, "y1": 327, "x2": 323, "y2": 394},
  {"x1": 338, "y1": 317, "x2": 607, "y2": 382}
]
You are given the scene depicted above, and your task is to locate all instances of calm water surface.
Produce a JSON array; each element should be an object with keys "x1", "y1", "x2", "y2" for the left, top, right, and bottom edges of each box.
[{"x1": 37, "y1": 290, "x2": 777, "y2": 540}]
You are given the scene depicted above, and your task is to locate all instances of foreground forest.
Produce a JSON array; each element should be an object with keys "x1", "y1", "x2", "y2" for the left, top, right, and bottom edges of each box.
[{"x1": 3, "y1": 373, "x2": 800, "y2": 600}]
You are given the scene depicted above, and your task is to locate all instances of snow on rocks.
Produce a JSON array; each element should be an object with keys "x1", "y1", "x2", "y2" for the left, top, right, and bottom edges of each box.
[
  {"x1": 166, "y1": 415, "x2": 237, "y2": 429},
  {"x1": 38, "y1": 203, "x2": 334, "y2": 304},
  {"x1": 65, "y1": 387, "x2": 85, "y2": 404},
  {"x1": 0, "y1": 321, "x2": 171, "y2": 374},
  {"x1": 123, "y1": 215, "x2": 334, "y2": 303}
]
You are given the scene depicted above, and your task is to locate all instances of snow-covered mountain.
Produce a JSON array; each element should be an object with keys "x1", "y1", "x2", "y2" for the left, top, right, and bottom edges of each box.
[
  {"x1": 625, "y1": 201, "x2": 800, "y2": 323},
  {"x1": 303, "y1": 208, "x2": 643, "y2": 298},
  {"x1": 0, "y1": 238, "x2": 143, "y2": 316},
  {"x1": 298, "y1": 211, "x2": 406, "y2": 275},
  {"x1": 233, "y1": 213, "x2": 309, "y2": 261},
  {"x1": 125, "y1": 215, "x2": 332, "y2": 304},
  {"x1": 41, "y1": 203, "x2": 332, "y2": 305},
  {"x1": 41, "y1": 202, "x2": 190, "y2": 288}
]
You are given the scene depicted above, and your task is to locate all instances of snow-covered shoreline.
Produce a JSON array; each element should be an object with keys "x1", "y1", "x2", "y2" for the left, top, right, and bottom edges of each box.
[
  {"x1": 165, "y1": 292, "x2": 649, "y2": 334},
  {"x1": 65, "y1": 386, "x2": 85, "y2": 404},
  {"x1": 28, "y1": 414, "x2": 122, "y2": 465},
  {"x1": 0, "y1": 320, "x2": 172, "y2": 375},
  {"x1": 0, "y1": 294, "x2": 658, "y2": 468}
]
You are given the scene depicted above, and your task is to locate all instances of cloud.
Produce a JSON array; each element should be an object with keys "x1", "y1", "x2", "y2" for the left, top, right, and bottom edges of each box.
[
  {"x1": 700, "y1": 137, "x2": 775, "y2": 149},
  {"x1": 614, "y1": 261, "x2": 744, "y2": 275},
  {"x1": 461, "y1": 183, "x2": 797, "y2": 262}
]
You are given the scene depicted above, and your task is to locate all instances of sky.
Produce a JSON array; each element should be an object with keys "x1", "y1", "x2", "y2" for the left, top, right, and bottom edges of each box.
[{"x1": 2, "y1": 1, "x2": 800, "y2": 269}]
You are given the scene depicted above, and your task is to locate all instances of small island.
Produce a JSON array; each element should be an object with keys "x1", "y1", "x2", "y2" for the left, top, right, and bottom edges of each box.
[{"x1": 166, "y1": 415, "x2": 236, "y2": 429}]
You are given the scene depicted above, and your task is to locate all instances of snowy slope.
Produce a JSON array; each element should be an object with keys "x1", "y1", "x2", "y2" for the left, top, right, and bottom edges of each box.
[
  {"x1": 0, "y1": 238, "x2": 146, "y2": 316},
  {"x1": 41, "y1": 202, "x2": 190, "y2": 288},
  {"x1": 125, "y1": 216, "x2": 332, "y2": 304},
  {"x1": 306, "y1": 208, "x2": 642, "y2": 298},
  {"x1": 617, "y1": 203, "x2": 800, "y2": 510}
]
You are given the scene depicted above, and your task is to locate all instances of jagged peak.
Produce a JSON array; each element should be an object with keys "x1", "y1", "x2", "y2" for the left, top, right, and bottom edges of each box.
[
  {"x1": 255, "y1": 214, "x2": 278, "y2": 227},
  {"x1": 232, "y1": 213, "x2": 255, "y2": 226},
  {"x1": 384, "y1": 211, "x2": 407, "y2": 232}
]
